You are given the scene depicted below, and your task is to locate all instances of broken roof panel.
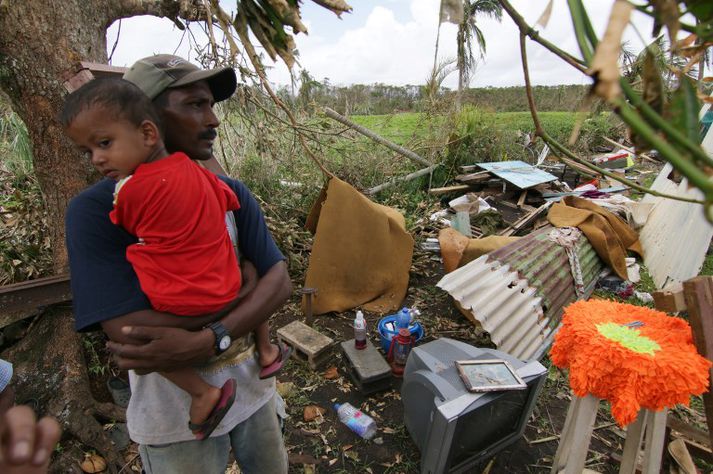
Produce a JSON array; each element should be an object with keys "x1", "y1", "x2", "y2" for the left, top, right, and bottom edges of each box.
[
  {"x1": 639, "y1": 163, "x2": 713, "y2": 289},
  {"x1": 477, "y1": 160, "x2": 558, "y2": 189},
  {"x1": 437, "y1": 227, "x2": 603, "y2": 360}
]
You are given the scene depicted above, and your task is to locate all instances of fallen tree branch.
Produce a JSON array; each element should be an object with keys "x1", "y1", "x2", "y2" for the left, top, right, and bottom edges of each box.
[
  {"x1": 366, "y1": 164, "x2": 439, "y2": 195},
  {"x1": 323, "y1": 107, "x2": 433, "y2": 168}
]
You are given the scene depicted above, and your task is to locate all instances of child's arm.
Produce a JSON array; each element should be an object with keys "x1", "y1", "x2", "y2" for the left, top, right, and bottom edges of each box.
[{"x1": 101, "y1": 260, "x2": 258, "y2": 370}]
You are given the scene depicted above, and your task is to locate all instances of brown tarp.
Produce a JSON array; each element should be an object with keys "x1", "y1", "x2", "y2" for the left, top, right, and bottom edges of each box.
[
  {"x1": 548, "y1": 195, "x2": 643, "y2": 280},
  {"x1": 302, "y1": 177, "x2": 414, "y2": 315},
  {"x1": 438, "y1": 228, "x2": 520, "y2": 273}
]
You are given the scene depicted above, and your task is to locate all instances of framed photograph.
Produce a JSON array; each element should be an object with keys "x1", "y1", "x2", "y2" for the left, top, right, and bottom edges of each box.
[{"x1": 455, "y1": 359, "x2": 527, "y2": 392}]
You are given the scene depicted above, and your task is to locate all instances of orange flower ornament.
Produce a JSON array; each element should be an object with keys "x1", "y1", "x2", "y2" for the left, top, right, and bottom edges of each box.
[{"x1": 550, "y1": 299, "x2": 711, "y2": 426}]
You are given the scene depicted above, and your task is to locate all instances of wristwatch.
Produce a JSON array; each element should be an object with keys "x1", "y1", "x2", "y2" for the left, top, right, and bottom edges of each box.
[{"x1": 207, "y1": 321, "x2": 232, "y2": 355}]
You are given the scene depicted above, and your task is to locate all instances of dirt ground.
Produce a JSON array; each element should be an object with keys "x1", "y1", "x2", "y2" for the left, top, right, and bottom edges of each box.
[
  {"x1": 75, "y1": 246, "x2": 710, "y2": 474},
  {"x1": 267, "y1": 248, "x2": 683, "y2": 474}
]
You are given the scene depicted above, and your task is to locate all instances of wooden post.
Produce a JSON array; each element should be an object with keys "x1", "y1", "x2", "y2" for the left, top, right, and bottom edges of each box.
[
  {"x1": 551, "y1": 394, "x2": 599, "y2": 474},
  {"x1": 682, "y1": 276, "x2": 713, "y2": 448}
]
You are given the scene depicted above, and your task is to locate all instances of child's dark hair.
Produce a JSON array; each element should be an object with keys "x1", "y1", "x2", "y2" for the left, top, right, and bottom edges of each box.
[{"x1": 59, "y1": 77, "x2": 162, "y2": 132}]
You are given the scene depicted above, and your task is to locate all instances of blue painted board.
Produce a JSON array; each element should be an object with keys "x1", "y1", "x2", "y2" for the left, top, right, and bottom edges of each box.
[{"x1": 477, "y1": 160, "x2": 558, "y2": 189}]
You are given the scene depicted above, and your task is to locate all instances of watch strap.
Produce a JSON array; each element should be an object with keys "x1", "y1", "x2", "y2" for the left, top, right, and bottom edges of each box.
[{"x1": 207, "y1": 321, "x2": 230, "y2": 354}]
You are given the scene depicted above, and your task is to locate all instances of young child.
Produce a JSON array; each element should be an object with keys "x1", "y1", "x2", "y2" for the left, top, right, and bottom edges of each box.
[{"x1": 60, "y1": 77, "x2": 290, "y2": 440}]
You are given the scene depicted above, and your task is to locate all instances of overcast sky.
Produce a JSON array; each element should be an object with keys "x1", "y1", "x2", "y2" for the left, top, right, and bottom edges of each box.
[{"x1": 107, "y1": 0, "x2": 663, "y2": 89}]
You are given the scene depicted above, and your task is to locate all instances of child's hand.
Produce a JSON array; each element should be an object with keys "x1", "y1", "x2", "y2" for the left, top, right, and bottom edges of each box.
[{"x1": 0, "y1": 405, "x2": 61, "y2": 473}]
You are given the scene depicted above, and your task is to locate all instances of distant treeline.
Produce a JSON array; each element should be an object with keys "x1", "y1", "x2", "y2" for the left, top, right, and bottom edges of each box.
[
  {"x1": 458, "y1": 85, "x2": 590, "y2": 113},
  {"x1": 277, "y1": 81, "x2": 590, "y2": 115}
]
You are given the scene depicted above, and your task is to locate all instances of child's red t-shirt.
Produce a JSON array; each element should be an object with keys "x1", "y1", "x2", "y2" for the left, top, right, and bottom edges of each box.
[{"x1": 110, "y1": 152, "x2": 241, "y2": 315}]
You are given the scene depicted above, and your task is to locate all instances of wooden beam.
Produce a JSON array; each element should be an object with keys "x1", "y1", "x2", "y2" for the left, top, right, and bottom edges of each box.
[
  {"x1": 428, "y1": 184, "x2": 472, "y2": 195},
  {"x1": 682, "y1": 276, "x2": 713, "y2": 448},
  {"x1": 652, "y1": 283, "x2": 687, "y2": 313},
  {"x1": 455, "y1": 170, "x2": 491, "y2": 184},
  {"x1": 499, "y1": 202, "x2": 552, "y2": 237},
  {"x1": 0, "y1": 275, "x2": 72, "y2": 328}
]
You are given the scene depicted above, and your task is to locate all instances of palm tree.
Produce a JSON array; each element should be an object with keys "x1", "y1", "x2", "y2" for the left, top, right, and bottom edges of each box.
[{"x1": 456, "y1": 0, "x2": 502, "y2": 107}]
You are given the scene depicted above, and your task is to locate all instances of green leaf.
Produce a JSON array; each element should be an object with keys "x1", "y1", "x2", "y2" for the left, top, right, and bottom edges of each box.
[
  {"x1": 684, "y1": 0, "x2": 713, "y2": 24},
  {"x1": 669, "y1": 76, "x2": 702, "y2": 148}
]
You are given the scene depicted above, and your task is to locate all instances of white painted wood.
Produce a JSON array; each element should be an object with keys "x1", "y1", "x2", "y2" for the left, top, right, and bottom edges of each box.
[
  {"x1": 641, "y1": 409, "x2": 668, "y2": 474},
  {"x1": 619, "y1": 409, "x2": 648, "y2": 474},
  {"x1": 552, "y1": 395, "x2": 599, "y2": 474}
]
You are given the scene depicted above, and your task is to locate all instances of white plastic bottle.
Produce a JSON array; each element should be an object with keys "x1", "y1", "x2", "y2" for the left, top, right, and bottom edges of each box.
[
  {"x1": 354, "y1": 310, "x2": 367, "y2": 349},
  {"x1": 334, "y1": 402, "x2": 377, "y2": 439}
]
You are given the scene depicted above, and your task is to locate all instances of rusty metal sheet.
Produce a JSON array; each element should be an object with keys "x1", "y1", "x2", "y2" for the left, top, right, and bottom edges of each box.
[
  {"x1": 437, "y1": 227, "x2": 603, "y2": 360},
  {"x1": 0, "y1": 274, "x2": 72, "y2": 328}
]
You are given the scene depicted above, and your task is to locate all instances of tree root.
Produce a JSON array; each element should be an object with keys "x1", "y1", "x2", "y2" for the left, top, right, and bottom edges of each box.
[{"x1": 2, "y1": 309, "x2": 125, "y2": 472}]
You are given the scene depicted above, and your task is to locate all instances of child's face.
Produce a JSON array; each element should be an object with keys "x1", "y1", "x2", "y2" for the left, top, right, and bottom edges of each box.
[{"x1": 65, "y1": 105, "x2": 154, "y2": 181}]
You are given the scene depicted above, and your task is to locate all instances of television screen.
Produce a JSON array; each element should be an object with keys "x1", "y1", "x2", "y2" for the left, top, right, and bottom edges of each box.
[
  {"x1": 402, "y1": 338, "x2": 546, "y2": 474},
  {"x1": 448, "y1": 389, "x2": 529, "y2": 470}
]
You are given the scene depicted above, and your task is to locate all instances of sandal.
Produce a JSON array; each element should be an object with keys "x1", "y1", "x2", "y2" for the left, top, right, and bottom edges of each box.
[
  {"x1": 259, "y1": 343, "x2": 292, "y2": 380},
  {"x1": 188, "y1": 378, "x2": 237, "y2": 441},
  {"x1": 107, "y1": 377, "x2": 131, "y2": 408}
]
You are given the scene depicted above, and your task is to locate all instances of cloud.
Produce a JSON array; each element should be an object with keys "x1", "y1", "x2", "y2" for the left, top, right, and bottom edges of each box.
[{"x1": 107, "y1": 0, "x2": 660, "y2": 89}]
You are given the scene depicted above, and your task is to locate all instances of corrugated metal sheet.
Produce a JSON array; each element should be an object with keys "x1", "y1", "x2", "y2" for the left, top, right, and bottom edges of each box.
[
  {"x1": 639, "y1": 163, "x2": 713, "y2": 289},
  {"x1": 437, "y1": 256, "x2": 546, "y2": 360},
  {"x1": 437, "y1": 227, "x2": 604, "y2": 360},
  {"x1": 477, "y1": 161, "x2": 558, "y2": 189}
]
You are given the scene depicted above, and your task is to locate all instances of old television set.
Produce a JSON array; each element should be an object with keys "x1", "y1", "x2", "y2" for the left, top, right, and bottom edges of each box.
[{"x1": 402, "y1": 338, "x2": 546, "y2": 474}]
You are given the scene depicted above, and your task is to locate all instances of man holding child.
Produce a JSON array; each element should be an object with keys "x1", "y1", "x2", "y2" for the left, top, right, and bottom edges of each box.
[{"x1": 64, "y1": 55, "x2": 291, "y2": 473}]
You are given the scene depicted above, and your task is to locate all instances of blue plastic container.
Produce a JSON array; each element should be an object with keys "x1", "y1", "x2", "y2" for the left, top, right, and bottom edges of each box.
[{"x1": 377, "y1": 314, "x2": 424, "y2": 353}]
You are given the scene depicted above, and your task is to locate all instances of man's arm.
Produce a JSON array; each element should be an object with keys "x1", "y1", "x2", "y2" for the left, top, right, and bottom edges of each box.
[{"x1": 106, "y1": 260, "x2": 291, "y2": 372}]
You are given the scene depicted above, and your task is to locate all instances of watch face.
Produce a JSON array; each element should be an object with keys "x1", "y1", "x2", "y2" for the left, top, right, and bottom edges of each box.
[{"x1": 219, "y1": 335, "x2": 231, "y2": 351}]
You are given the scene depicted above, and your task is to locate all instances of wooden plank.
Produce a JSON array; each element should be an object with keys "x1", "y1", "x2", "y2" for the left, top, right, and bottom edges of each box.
[
  {"x1": 641, "y1": 409, "x2": 668, "y2": 474},
  {"x1": 667, "y1": 415, "x2": 710, "y2": 448},
  {"x1": 682, "y1": 276, "x2": 713, "y2": 448},
  {"x1": 455, "y1": 170, "x2": 491, "y2": 183},
  {"x1": 652, "y1": 283, "x2": 686, "y2": 313},
  {"x1": 619, "y1": 409, "x2": 648, "y2": 474},
  {"x1": 80, "y1": 61, "x2": 127, "y2": 77},
  {"x1": 500, "y1": 202, "x2": 553, "y2": 237},
  {"x1": 517, "y1": 190, "x2": 528, "y2": 208},
  {"x1": 428, "y1": 184, "x2": 472, "y2": 195},
  {"x1": 277, "y1": 320, "x2": 334, "y2": 370},
  {"x1": 563, "y1": 395, "x2": 599, "y2": 474},
  {"x1": 0, "y1": 275, "x2": 72, "y2": 328}
]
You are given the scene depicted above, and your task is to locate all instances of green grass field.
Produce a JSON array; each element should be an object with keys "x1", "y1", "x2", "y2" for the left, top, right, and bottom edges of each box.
[{"x1": 350, "y1": 111, "x2": 612, "y2": 147}]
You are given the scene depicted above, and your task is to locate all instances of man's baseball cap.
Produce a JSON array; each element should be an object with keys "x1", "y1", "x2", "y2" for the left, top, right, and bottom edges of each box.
[{"x1": 123, "y1": 54, "x2": 237, "y2": 102}]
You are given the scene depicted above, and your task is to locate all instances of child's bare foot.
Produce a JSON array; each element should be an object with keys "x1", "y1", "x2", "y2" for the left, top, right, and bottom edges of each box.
[
  {"x1": 189, "y1": 386, "x2": 222, "y2": 429},
  {"x1": 259, "y1": 343, "x2": 280, "y2": 368}
]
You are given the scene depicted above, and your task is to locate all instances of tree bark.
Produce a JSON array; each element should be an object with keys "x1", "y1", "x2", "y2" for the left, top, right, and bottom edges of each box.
[{"x1": 0, "y1": 1, "x2": 207, "y2": 469}]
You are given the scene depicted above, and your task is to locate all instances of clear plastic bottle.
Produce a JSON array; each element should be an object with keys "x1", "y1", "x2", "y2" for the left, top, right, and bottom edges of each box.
[
  {"x1": 354, "y1": 310, "x2": 367, "y2": 349},
  {"x1": 334, "y1": 402, "x2": 377, "y2": 439}
]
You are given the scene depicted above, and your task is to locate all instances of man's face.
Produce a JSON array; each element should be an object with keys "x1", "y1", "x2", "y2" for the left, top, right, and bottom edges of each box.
[
  {"x1": 65, "y1": 105, "x2": 152, "y2": 181},
  {"x1": 158, "y1": 81, "x2": 220, "y2": 161}
]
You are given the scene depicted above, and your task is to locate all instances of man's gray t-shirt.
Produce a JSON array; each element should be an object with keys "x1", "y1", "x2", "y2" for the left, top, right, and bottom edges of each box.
[{"x1": 127, "y1": 353, "x2": 274, "y2": 444}]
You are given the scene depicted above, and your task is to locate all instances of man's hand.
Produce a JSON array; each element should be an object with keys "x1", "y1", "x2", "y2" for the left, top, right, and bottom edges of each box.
[
  {"x1": 106, "y1": 326, "x2": 214, "y2": 372},
  {"x1": 0, "y1": 405, "x2": 61, "y2": 474}
]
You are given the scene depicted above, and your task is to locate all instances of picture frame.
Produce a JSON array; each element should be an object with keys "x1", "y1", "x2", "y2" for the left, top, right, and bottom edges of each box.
[{"x1": 455, "y1": 359, "x2": 527, "y2": 392}]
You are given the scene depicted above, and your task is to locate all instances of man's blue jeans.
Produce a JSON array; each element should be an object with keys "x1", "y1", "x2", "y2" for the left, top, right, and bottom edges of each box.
[{"x1": 138, "y1": 394, "x2": 288, "y2": 474}]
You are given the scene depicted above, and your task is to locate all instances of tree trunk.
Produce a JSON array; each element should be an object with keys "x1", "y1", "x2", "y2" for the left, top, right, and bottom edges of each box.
[
  {"x1": 3, "y1": 309, "x2": 126, "y2": 471},
  {"x1": 0, "y1": 1, "x2": 203, "y2": 470}
]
